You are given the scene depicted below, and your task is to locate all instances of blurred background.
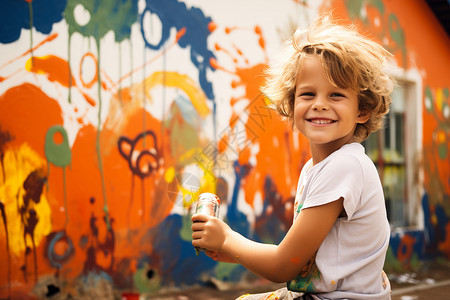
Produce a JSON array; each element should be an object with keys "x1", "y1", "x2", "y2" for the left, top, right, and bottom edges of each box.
[{"x1": 0, "y1": 0, "x2": 449, "y2": 299}]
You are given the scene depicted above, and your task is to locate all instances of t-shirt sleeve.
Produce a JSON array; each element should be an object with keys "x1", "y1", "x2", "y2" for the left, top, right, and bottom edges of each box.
[{"x1": 302, "y1": 155, "x2": 363, "y2": 220}]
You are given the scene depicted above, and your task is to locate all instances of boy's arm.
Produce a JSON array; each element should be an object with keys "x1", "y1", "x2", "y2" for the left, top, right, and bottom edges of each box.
[{"x1": 192, "y1": 197, "x2": 344, "y2": 283}]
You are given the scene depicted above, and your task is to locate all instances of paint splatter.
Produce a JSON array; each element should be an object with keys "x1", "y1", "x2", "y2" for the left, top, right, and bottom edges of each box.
[{"x1": 0, "y1": 0, "x2": 66, "y2": 43}]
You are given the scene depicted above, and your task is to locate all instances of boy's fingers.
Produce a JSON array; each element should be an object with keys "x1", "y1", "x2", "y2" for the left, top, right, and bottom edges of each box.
[
  {"x1": 191, "y1": 221, "x2": 205, "y2": 231},
  {"x1": 192, "y1": 231, "x2": 203, "y2": 239},
  {"x1": 191, "y1": 213, "x2": 210, "y2": 223}
]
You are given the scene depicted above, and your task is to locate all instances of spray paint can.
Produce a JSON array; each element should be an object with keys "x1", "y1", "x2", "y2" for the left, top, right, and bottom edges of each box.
[{"x1": 194, "y1": 192, "x2": 220, "y2": 255}]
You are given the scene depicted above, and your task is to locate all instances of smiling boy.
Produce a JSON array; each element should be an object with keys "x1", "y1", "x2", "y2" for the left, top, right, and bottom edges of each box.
[{"x1": 192, "y1": 16, "x2": 394, "y2": 300}]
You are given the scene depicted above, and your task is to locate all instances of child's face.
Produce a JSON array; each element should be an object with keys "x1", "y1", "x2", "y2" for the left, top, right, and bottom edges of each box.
[{"x1": 293, "y1": 55, "x2": 368, "y2": 151}]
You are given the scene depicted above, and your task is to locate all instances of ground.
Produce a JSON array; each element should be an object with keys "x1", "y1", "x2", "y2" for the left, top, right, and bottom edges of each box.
[{"x1": 148, "y1": 259, "x2": 450, "y2": 300}]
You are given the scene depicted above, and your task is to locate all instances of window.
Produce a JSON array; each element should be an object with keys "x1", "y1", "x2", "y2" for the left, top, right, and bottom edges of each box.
[{"x1": 363, "y1": 77, "x2": 422, "y2": 228}]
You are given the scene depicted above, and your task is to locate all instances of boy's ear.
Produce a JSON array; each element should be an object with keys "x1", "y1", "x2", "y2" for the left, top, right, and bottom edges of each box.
[{"x1": 357, "y1": 110, "x2": 370, "y2": 123}]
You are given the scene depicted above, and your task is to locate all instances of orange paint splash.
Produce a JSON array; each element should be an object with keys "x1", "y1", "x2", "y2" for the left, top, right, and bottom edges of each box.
[
  {"x1": 397, "y1": 234, "x2": 415, "y2": 264},
  {"x1": 225, "y1": 27, "x2": 238, "y2": 34},
  {"x1": 81, "y1": 91, "x2": 96, "y2": 106},
  {"x1": 208, "y1": 22, "x2": 217, "y2": 32},
  {"x1": 209, "y1": 57, "x2": 233, "y2": 74},
  {"x1": 176, "y1": 27, "x2": 187, "y2": 42},
  {"x1": 238, "y1": 147, "x2": 251, "y2": 165},
  {"x1": 0, "y1": 83, "x2": 63, "y2": 158},
  {"x1": 79, "y1": 53, "x2": 98, "y2": 89},
  {"x1": 217, "y1": 134, "x2": 229, "y2": 154},
  {"x1": 215, "y1": 43, "x2": 238, "y2": 63},
  {"x1": 25, "y1": 55, "x2": 75, "y2": 88},
  {"x1": 209, "y1": 57, "x2": 219, "y2": 70}
]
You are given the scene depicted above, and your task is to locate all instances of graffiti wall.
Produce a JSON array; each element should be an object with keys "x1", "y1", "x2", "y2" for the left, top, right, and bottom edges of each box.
[
  {"x1": 0, "y1": 0, "x2": 449, "y2": 298},
  {"x1": 0, "y1": 0, "x2": 316, "y2": 297}
]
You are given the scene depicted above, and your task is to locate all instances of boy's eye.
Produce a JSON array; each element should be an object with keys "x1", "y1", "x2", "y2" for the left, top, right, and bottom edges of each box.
[
  {"x1": 299, "y1": 92, "x2": 315, "y2": 98},
  {"x1": 330, "y1": 92, "x2": 345, "y2": 98}
]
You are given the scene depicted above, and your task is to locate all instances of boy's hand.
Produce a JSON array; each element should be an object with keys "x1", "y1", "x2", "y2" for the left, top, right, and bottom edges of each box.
[{"x1": 191, "y1": 214, "x2": 231, "y2": 253}]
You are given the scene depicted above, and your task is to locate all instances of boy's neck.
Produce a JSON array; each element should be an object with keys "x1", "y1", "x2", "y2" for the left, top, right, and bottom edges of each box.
[{"x1": 310, "y1": 137, "x2": 357, "y2": 165}]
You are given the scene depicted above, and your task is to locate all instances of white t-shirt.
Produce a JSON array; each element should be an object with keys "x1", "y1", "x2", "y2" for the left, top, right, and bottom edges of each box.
[{"x1": 288, "y1": 143, "x2": 391, "y2": 299}]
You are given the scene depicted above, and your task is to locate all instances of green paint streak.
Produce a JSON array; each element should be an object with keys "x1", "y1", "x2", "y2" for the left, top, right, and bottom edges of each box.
[
  {"x1": 425, "y1": 87, "x2": 434, "y2": 113},
  {"x1": 28, "y1": 1, "x2": 34, "y2": 61},
  {"x1": 438, "y1": 144, "x2": 447, "y2": 159},
  {"x1": 129, "y1": 39, "x2": 134, "y2": 85},
  {"x1": 384, "y1": 246, "x2": 401, "y2": 273},
  {"x1": 68, "y1": 34, "x2": 72, "y2": 104},
  {"x1": 118, "y1": 43, "x2": 123, "y2": 105},
  {"x1": 443, "y1": 88, "x2": 450, "y2": 98},
  {"x1": 65, "y1": 0, "x2": 137, "y2": 42},
  {"x1": 142, "y1": 47, "x2": 147, "y2": 149},
  {"x1": 388, "y1": 14, "x2": 407, "y2": 68},
  {"x1": 44, "y1": 125, "x2": 72, "y2": 167},
  {"x1": 370, "y1": 0, "x2": 385, "y2": 15},
  {"x1": 180, "y1": 214, "x2": 193, "y2": 242},
  {"x1": 345, "y1": 0, "x2": 384, "y2": 23},
  {"x1": 344, "y1": 0, "x2": 366, "y2": 22},
  {"x1": 95, "y1": 41, "x2": 110, "y2": 229}
]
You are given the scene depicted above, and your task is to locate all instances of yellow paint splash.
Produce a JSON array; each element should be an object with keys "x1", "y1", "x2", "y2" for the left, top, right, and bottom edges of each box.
[
  {"x1": 164, "y1": 167, "x2": 176, "y2": 183},
  {"x1": 0, "y1": 144, "x2": 52, "y2": 255},
  {"x1": 436, "y1": 88, "x2": 443, "y2": 113},
  {"x1": 176, "y1": 147, "x2": 218, "y2": 207},
  {"x1": 144, "y1": 71, "x2": 210, "y2": 118}
]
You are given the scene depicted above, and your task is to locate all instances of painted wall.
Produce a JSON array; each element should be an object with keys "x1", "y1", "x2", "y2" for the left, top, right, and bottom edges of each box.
[{"x1": 0, "y1": 0, "x2": 448, "y2": 298}]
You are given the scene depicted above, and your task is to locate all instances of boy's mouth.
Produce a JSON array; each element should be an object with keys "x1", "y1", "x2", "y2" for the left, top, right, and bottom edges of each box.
[{"x1": 307, "y1": 118, "x2": 336, "y2": 124}]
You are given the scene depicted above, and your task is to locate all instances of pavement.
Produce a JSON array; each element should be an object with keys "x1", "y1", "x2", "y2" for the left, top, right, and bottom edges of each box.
[
  {"x1": 391, "y1": 279, "x2": 450, "y2": 300},
  {"x1": 389, "y1": 260, "x2": 450, "y2": 300},
  {"x1": 149, "y1": 260, "x2": 450, "y2": 300}
]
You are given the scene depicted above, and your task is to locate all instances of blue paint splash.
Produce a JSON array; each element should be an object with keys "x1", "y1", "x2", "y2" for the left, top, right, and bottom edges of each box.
[
  {"x1": 253, "y1": 176, "x2": 289, "y2": 244},
  {"x1": 0, "y1": 0, "x2": 67, "y2": 44},
  {"x1": 141, "y1": 0, "x2": 216, "y2": 100},
  {"x1": 146, "y1": 214, "x2": 217, "y2": 286},
  {"x1": 228, "y1": 161, "x2": 251, "y2": 237},
  {"x1": 422, "y1": 193, "x2": 450, "y2": 257}
]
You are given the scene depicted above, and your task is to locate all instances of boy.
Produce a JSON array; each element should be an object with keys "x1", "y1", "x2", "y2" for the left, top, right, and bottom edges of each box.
[{"x1": 192, "y1": 16, "x2": 393, "y2": 299}]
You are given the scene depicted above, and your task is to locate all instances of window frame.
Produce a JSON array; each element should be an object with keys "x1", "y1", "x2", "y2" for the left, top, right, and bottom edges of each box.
[{"x1": 365, "y1": 68, "x2": 423, "y2": 229}]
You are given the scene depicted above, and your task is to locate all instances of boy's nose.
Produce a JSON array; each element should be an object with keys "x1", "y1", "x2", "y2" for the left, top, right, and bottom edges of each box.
[{"x1": 312, "y1": 97, "x2": 329, "y2": 111}]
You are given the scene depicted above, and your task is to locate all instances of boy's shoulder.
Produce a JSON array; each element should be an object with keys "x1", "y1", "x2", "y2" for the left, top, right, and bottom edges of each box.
[
  {"x1": 322, "y1": 143, "x2": 376, "y2": 176},
  {"x1": 312, "y1": 143, "x2": 374, "y2": 177},
  {"x1": 326, "y1": 143, "x2": 365, "y2": 165}
]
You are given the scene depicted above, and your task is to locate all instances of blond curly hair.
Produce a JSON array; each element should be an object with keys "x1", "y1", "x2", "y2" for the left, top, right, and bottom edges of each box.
[{"x1": 262, "y1": 15, "x2": 394, "y2": 142}]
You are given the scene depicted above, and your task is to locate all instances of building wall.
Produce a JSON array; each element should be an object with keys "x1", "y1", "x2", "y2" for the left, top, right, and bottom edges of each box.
[{"x1": 0, "y1": 0, "x2": 448, "y2": 298}]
